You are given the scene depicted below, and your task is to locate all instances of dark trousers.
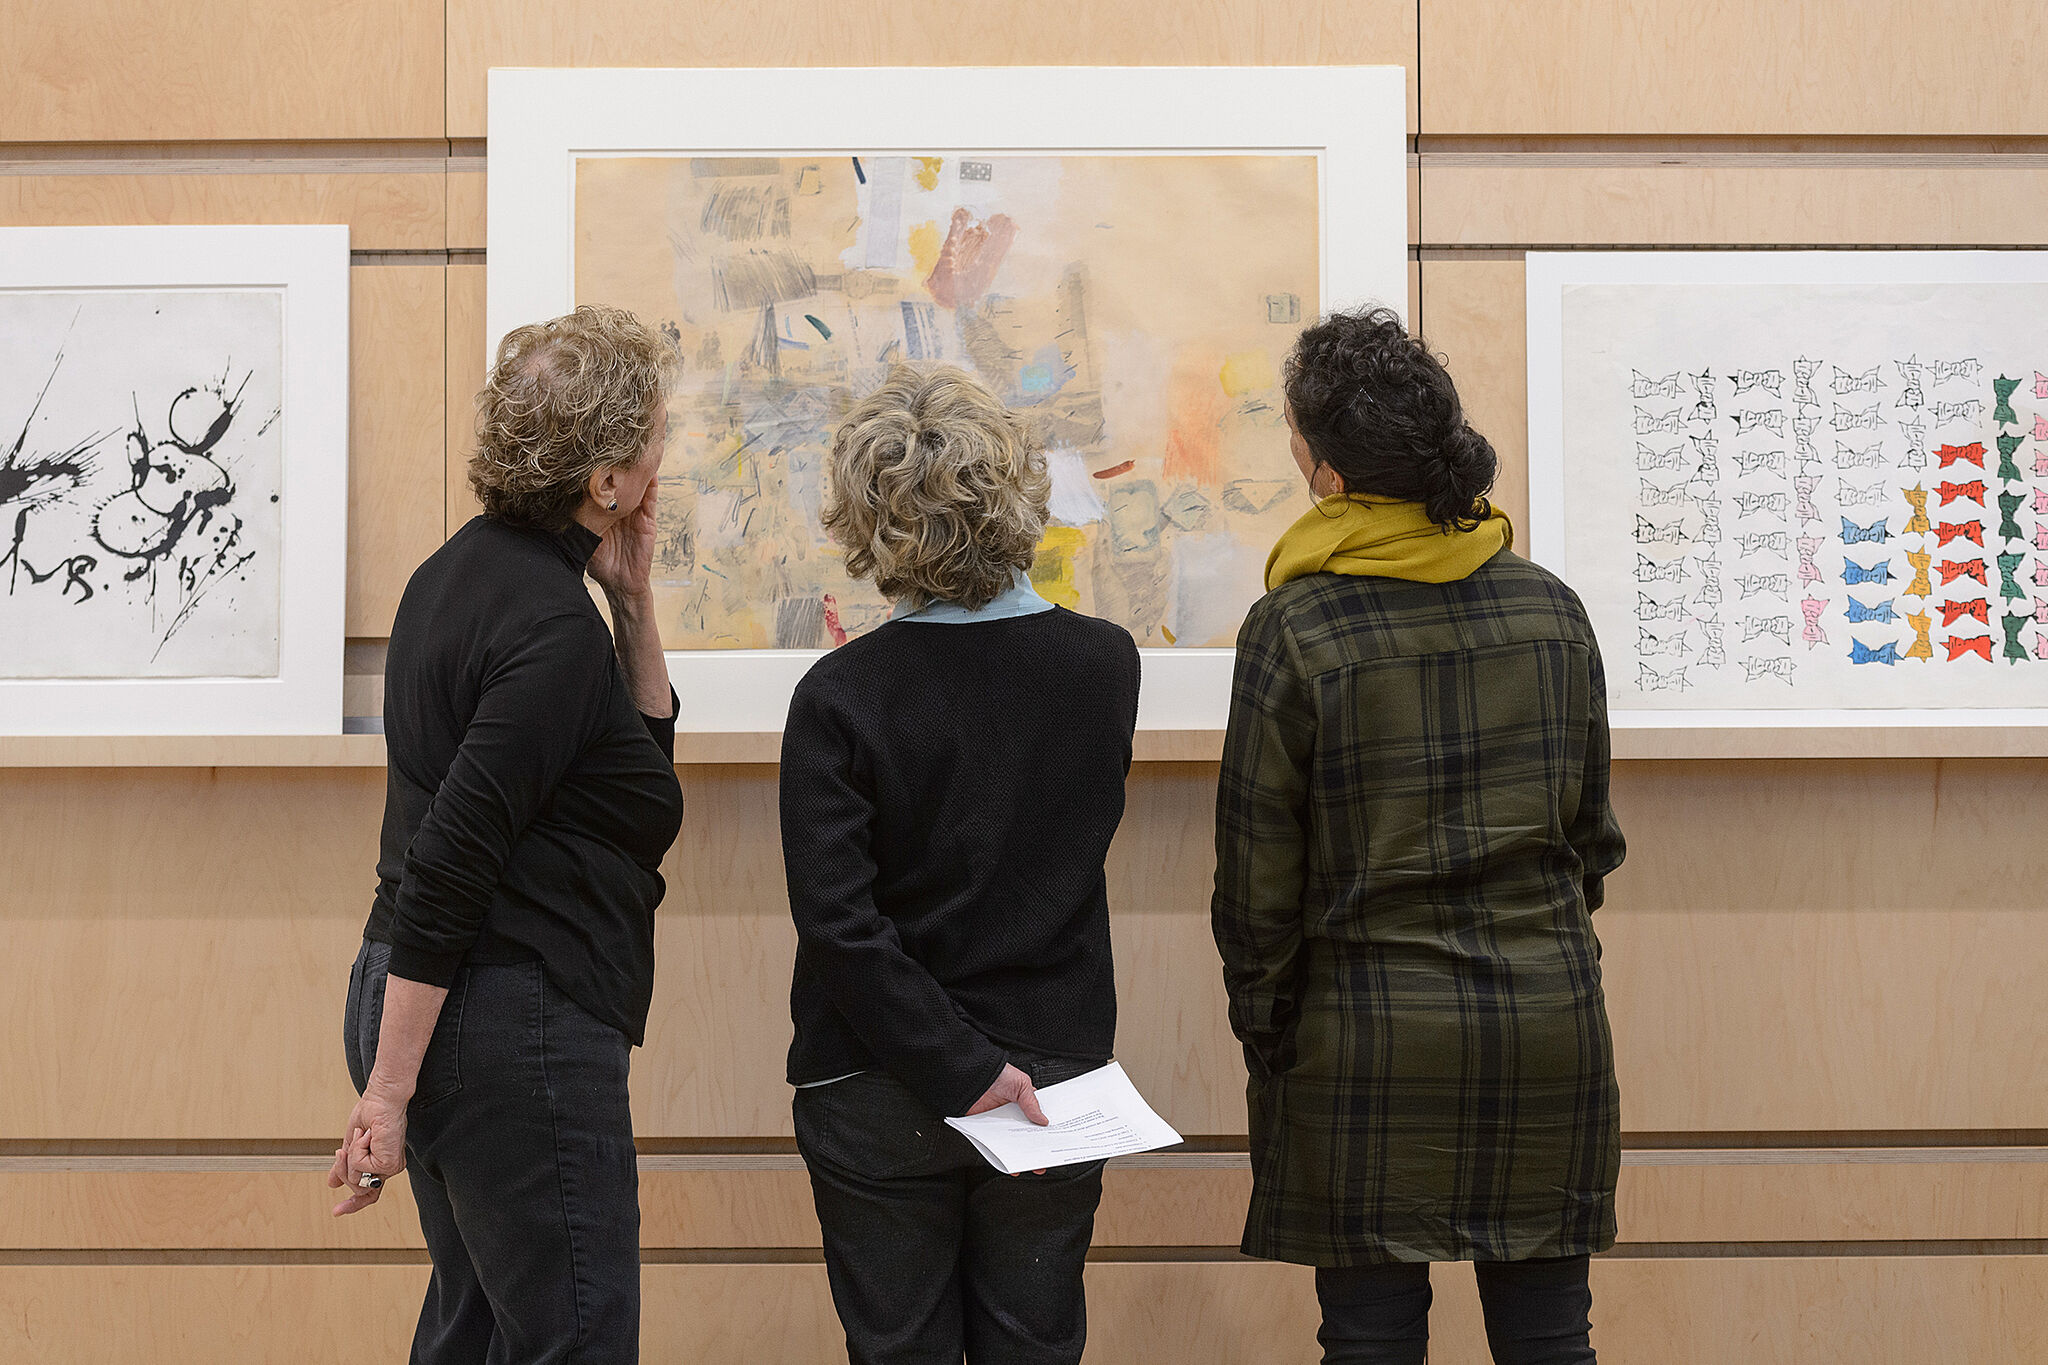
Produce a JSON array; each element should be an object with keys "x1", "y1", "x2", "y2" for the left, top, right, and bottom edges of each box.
[
  {"x1": 1315, "y1": 1256, "x2": 1595, "y2": 1365},
  {"x1": 792, "y1": 1058, "x2": 1107, "y2": 1365},
  {"x1": 345, "y1": 940, "x2": 641, "y2": 1365}
]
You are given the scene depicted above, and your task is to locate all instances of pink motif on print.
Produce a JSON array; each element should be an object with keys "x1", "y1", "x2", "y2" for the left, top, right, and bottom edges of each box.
[
  {"x1": 1796, "y1": 536, "x2": 1825, "y2": 587},
  {"x1": 1799, "y1": 597, "x2": 1830, "y2": 649},
  {"x1": 1794, "y1": 476, "x2": 1822, "y2": 526}
]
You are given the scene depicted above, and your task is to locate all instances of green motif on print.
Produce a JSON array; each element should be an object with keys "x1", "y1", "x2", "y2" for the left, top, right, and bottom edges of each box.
[
  {"x1": 1999, "y1": 490, "x2": 2025, "y2": 545},
  {"x1": 1992, "y1": 374, "x2": 2021, "y2": 426},
  {"x1": 2002, "y1": 612, "x2": 2032, "y2": 663},
  {"x1": 1996, "y1": 431, "x2": 2025, "y2": 483},
  {"x1": 1998, "y1": 551, "x2": 2026, "y2": 602}
]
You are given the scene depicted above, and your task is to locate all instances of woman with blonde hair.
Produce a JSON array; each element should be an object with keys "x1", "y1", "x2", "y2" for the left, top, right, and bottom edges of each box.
[
  {"x1": 781, "y1": 364, "x2": 1140, "y2": 1365},
  {"x1": 330, "y1": 305, "x2": 684, "y2": 1362}
]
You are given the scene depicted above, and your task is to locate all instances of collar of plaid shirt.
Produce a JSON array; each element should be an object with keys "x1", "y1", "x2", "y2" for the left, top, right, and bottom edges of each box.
[{"x1": 1264, "y1": 495, "x2": 1515, "y2": 591}]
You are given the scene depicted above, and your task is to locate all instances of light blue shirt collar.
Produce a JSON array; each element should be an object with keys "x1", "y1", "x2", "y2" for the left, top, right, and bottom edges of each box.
[{"x1": 893, "y1": 567, "x2": 1055, "y2": 624}]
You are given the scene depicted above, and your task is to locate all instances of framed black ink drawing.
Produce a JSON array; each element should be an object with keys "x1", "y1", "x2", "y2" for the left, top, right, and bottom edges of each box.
[{"x1": 0, "y1": 225, "x2": 348, "y2": 734}]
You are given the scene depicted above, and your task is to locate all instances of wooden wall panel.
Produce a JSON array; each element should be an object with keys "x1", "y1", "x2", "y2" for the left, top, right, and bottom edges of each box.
[
  {"x1": 6, "y1": 1259, "x2": 2044, "y2": 1363},
  {"x1": 448, "y1": 164, "x2": 487, "y2": 251},
  {"x1": 1430, "y1": 1257, "x2": 2048, "y2": 1364},
  {"x1": 1414, "y1": 257, "x2": 1527, "y2": 529},
  {"x1": 0, "y1": 1, "x2": 445, "y2": 143},
  {"x1": 347, "y1": 266, "x2": 448, "y2": 636},
  {"x1": 1421, "y1": 161, "x2": 2048, "y2": 250},
  {"x1": 1602, "y1": 760, "x2": 2048, "y2": 1132},
  {"x1": 443, "y1": 0, "x2": 1419, "y2": 139},
  {"x1": 0, "y1": 769, "x2": 382, "y2": 1139},
  {"x1": 8, "y1": 761, "x2": 2048, "y2": 1138},
  {"x1": 15, "y1": 1155, "x2": 2048, "y2": 1252},
  {"x1": 0, "y1": 167, "x2": 444, "y2": 252},
  {"x1": 1417, "y1": 1, "x2": 2047, "y2": 136},
  {"x1": 445, "y1": 264, "x2": 487, "y2": 530}
]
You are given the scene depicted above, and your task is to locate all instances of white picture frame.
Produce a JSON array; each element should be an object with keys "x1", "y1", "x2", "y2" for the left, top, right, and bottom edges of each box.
[
  {"x1": 1526, "y1": 249, "x2": 2048, "y2": 737},
  {"x1": 487, "y1": 65, "x2": 1409, "y2": 731},
  {"x1": 0, "y1": 224, "x2": 349, "y2": 736}
]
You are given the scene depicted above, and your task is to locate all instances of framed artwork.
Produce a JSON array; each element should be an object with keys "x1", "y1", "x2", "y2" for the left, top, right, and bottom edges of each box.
[
  {"x1": 0, "y1": 225, "x2": 349, "y2": 735},
  {"x1": 1527, "y1": 251, "x2": 2048, "y2": 734},
  {"x1": 488, "y1": 66, "x2": 1408, "y2": 730}
]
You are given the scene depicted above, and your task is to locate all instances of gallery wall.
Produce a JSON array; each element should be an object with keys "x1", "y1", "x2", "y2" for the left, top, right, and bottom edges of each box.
[{"x1": 3, "y1": 2, "x2": 2046, "y2": 1360}]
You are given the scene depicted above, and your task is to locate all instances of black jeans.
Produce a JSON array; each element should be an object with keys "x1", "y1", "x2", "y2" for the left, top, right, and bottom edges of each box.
[
  {"x1": 345, "y1": 940, "x2": 641, "y2": 1364},
  {"x1": 793, "y1": 1056, "x2": 1107, "y2": 1365},
  {"x1": 1315, "y1": 1256, "x2": 1595, "y2": 1365}
]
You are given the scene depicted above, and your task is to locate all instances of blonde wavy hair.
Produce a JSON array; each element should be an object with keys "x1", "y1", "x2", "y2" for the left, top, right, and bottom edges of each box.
[
  {"x1": 468, "y1": 306, "x2": 677, "y2": 530},
  {"x1": 823, "y1": 365, "x2": 1050, "y2": 611}
]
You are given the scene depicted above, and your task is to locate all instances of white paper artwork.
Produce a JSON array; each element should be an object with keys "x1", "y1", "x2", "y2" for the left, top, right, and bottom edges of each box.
[
  {"x1": 1528, "y1": 252, "x2": 2048, "y2": 727},
  {"x1": 0, "y1": 224, "x2": 348, "y2": 737},
  {"x1": 1, "y1": 290, "x2": 283, "y2": 677}
]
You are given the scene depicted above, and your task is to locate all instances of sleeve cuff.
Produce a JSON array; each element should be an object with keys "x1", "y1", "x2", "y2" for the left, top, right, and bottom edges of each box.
[
  {"x1": 931, "y1": 1046, "x2": 1012, "y2": 1119},
  {"x1": 641, "y1": 686, "x2": 680, "y2": 760},
  {"x1": 386, "y1": 942, "x2": 467, "y2": 988},
  {"x1": 1582, "y1": 874, "x2": 1606, "y2": 913}
]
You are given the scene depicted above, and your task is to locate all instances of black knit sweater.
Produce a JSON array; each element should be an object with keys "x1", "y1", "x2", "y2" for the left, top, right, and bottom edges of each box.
[
  {"x1": 779, "y1": 607, "x2": 1141, "y2": 1115},
  {"x1": 365, "y1": 516, "x2": 684, "y2": 1044}
]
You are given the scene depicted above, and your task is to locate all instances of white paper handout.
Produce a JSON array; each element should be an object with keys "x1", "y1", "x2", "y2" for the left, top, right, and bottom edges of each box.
[{"x1": 944, "y1": 1062, "x2": 1183, "y2": 1175}]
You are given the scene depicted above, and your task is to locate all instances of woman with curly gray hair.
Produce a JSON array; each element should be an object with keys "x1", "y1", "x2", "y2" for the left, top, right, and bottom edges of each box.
[
  {"x1": 330, "y1": 305, "x2": 685, "y2": 1362},
  {"x1": 781, "y1": 364, "x2": 1140, "y2": 1365}
]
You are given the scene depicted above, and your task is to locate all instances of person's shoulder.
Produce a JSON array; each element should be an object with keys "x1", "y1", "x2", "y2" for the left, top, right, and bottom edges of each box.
[
  {"x1": 1474, "y1": 549, "x2": 1597, "y2": 631},
  {"x1": 1045, "y1": 605, "x2": 1137, "y2": 652},
  {"x1": 788, "y1": 620, "x2": 906, "y2": 698}
]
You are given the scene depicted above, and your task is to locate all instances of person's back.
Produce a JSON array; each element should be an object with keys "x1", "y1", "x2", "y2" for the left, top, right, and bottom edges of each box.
[
  {"x1": 1227, "y1": 549, "x2": 1620, "y2": 1263},
  {"x1": 783, "y1": 605, "x2": 1138, "y2": 1109},
  {"x1": 1213, "y1": 306, "x2": 1624, "y2": 1365}
]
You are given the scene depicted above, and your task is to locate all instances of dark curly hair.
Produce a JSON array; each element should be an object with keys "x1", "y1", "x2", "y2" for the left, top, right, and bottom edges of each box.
[{"x1": 1283, "y1": 306, "x2": 1497, "y2": 531}]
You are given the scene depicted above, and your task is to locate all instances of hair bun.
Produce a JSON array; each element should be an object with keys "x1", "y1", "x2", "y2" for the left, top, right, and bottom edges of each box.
[{"x1": 1421, "y1": 424, "x2": 1498, "y2": 529}]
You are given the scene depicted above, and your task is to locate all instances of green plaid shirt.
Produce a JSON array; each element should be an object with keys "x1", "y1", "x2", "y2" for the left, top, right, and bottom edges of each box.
[{"x1": 1212, "y1": 548, "x2": 1626, "y2": 1266}]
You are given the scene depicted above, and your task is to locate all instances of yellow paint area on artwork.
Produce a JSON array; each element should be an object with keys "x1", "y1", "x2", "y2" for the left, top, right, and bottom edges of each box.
[
  {"x1": 1030, "y1": 527, "x2": 1087, "y2": 609},
  {"x1": 908, "y1": 221, "x2": 943, "y2": 278},
  {"x1": 914, "y1": 157, "x2": 944, "y2": 191},
  {"x1": 1219, "y1": 350, "x2": 1277, "y2": 397}
]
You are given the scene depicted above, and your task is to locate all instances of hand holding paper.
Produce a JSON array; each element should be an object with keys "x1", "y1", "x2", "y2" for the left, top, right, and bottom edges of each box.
[{"x1": 944, "y1": 1062, "x2": 1183, "y2": 1175}]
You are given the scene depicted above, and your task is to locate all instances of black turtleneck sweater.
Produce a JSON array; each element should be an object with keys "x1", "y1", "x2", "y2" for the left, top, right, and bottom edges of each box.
[
  {"x1": 364, "y1": 515, "x2": 684, "y2": 1045},
  {"x1": 780, "y1": 608, "x2": 1141, "y2": 1116}
]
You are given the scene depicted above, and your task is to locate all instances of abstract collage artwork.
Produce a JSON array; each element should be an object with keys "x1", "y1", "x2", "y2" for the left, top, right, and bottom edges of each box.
[
  {"x1": 573, "y1": 152, "x2": 1320, "y2": 650},
  {"x1": 1, "y1": 289, "x2": 284, "y2": 678},
  {"x1": 1529, "y1": 253, "x2": 2048, "y2": 721}
]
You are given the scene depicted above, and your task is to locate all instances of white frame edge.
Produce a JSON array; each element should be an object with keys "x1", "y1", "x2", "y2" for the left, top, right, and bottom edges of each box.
[
  {"x1": 1525, "y1": 248, "x2": 2048, "y2": 734},
  {"x1": 0, "y1": 224, "x2": 350, "y2": 736}
]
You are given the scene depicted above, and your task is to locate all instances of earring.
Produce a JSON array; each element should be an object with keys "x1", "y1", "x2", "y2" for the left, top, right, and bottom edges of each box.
[{"x1": 607, "y1": 499, "x2": 619, "y2": 511}]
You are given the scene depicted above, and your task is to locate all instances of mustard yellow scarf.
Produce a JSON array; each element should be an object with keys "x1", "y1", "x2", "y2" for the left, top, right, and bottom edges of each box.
[{"x1": 1264, "y1": 496, "x2": 1515, "y2": 591}]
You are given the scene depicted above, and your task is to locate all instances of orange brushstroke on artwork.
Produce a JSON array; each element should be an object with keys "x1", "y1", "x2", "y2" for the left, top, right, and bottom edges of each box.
[
  {"x1": 925, "y1": 207, "x2": 1018, "y2": 310},
  {"x1": 1163, "y1": 363, "x2": 1229, "y2": 487},
  {"x1": 1093, "y1": 460, "x2": 1135, "y2": 480}
]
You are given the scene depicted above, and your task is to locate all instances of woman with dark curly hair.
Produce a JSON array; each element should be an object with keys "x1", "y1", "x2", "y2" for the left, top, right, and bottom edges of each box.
[
  {"x1": 329, "y1": 305, "x2": 684, "y2": 1362},
  {"x1": 1211, "y1": 307, "x2": 1626, "y2": 1364}
]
